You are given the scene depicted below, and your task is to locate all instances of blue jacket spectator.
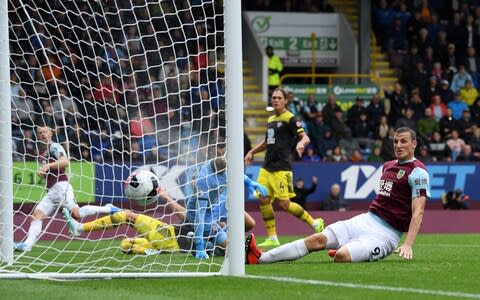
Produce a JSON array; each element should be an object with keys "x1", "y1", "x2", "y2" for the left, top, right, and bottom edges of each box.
[{"x1": 448, "y1": 93, "x2": 469, "y2": 120}]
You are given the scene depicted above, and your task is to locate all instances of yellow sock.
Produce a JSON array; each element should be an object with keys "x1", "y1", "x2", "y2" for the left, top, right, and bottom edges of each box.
[
  {"x1": 288, "y1": 201, "x2": 314, "y2": 226},
  {"x1": 260, "y1": 203, "x2": 277, "y2": 238},
  {"x1": 83, "y1": 211, "x2": 127, "y2": 232}
]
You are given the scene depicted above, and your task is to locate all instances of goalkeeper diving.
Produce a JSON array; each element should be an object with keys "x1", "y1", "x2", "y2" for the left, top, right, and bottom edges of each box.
[{"x1": 63, "y1": 158, "x2": 267, "y2": 257}]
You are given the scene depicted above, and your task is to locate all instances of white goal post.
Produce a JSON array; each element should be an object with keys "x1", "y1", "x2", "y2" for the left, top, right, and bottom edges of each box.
[{"x1": 0, "y1": 0, "x2": 244, "y2": 278}]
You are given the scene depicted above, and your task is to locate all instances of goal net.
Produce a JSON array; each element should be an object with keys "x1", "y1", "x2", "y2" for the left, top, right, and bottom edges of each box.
[{"x1": 0, "y1": 0, "x2": 244, "y2": 278}]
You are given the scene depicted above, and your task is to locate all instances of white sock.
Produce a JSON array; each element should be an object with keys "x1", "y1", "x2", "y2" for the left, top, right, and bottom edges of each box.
[
  {"x1": 79, "y1": 205, "x2": 111, "y2": 218},
  {"x1": 259, "y1": 239, "x2": 309, "y2": 263},
  {"x1": 24, "y1": 219, "x2": 42, "y2": 248}
]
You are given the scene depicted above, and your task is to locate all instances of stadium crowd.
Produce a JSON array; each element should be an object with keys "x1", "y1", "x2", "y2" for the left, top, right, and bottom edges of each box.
[
  {"x1": 9, "y1": 0, "x2": 480, "y2": 164},
  {"x1": 282, "y1": 0, "x2": 480, "y2": 163},
  {"x1": 10, "y1": 0, "x2": 225, "y2": 164}
]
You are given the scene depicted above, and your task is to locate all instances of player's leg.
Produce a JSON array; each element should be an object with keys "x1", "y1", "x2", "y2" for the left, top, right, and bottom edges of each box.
[
  {"x1": 246, "y1": 232, "x2": 328, "y2": 264},
  {"x1": 275, "y1": 171, "x2": 324, "y2": 233},
  {"x1": 256, "y1": 168, "x2": 280, "y2": 247},
  {"x1": 63, "y1": 208, "x2": 129, "y2": 236},
  {"x1": 55, "y1": 181, "x2": 119, "y2": 219},
  {"x1": 244, "y1": 211, "x2": 256, "y2": 231},
  {"x1": 14, "y1": 190, "x2": 56, "y2": 251}
]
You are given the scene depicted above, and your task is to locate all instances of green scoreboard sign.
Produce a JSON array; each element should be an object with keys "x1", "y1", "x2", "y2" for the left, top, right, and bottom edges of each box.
[{"x1": 12, "y1": 161, "x2": 95, "y2": 204}]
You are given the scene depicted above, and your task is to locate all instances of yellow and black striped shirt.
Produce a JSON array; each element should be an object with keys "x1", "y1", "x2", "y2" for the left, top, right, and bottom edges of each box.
[{"x1": 263, "y1": 110, "x2": 305, "y2": 171}]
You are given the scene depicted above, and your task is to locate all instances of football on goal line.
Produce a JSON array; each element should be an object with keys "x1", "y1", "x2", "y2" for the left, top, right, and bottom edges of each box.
[{"x1": 124, "y1": 169, "x2": 161, "y2": 206}]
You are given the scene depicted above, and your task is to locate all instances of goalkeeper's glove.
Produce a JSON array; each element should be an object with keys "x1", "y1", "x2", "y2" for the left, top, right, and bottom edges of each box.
[
  {"x1": 195, "y1": 250, "x2": 209, "y2": 260},
  {"x1": 244, "y1": 175, "x2": 268, "y2": 198}
]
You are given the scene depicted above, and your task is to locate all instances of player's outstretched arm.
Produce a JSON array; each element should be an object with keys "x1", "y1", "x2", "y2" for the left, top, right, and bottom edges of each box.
[
  {"x1": 158, "y1": 191, "x2": 186, "y2": 222},
  {"x1": 395, "y1": 195, "x2": 426, "y2": 260}
]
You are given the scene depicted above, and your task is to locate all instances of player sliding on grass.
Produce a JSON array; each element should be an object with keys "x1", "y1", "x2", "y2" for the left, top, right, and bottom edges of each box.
[
  {"x1": 246, "y1": 127, "x2": 430, "y2": 263},
  {"x1": 63, "y1": 158, "x2": 267, "y2": 257},
  {"x1": 14, "y1": 126, "x2": 119, "y2": 252},
  {"x1": 244, "y1": 88, "x2": 324, "y2": 248}
]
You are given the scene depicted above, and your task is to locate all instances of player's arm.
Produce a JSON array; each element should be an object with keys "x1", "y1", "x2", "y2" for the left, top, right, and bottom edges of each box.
[
  {"x1": 396, "y1": 195, "x2": 426, "y2": 260},
  {"x1": 158, "y1": 190, "x2": 186, "y2": 222},
  {"x1": 296, "y1": 131, "x2": 310, "y2": 157},
  {"x1": 245, "y1": 139, "x2": 267, "y2": 165},
  {"x1": 396, "y1": 167, "x2": 430, "y2": 260}
]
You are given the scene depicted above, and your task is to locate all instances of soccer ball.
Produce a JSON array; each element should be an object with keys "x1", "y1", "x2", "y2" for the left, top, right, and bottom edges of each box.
[{"x1": 124, "y1": 169, "x2": 161, "y2": 205}]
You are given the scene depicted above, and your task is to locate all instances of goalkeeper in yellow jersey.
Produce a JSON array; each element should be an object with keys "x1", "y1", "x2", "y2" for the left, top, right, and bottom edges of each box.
[{"x1": 62, "y1": 189, "x2": 186, "y2": 255}]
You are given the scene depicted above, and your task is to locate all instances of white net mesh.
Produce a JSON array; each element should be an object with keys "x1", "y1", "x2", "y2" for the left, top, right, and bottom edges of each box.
[{"x1": 2, "y1": 0, "x2": 228, "y2": 277}]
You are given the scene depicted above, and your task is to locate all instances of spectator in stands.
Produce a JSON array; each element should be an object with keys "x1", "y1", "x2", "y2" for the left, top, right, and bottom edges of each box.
[
  {"x1": 395, "y1": 107, "x2": 417, "y2": 132},
  {"x1": 432, "y1": 30, "x2": 449, "y2": 65},
  {"x1": 431, "y1": 61, "x2": 446, "y2": 83},
  {"x1": 321, "y1": 94, "x2": 341, "y2": 125},
  {"x1": 442, "y1": 43, "x2": 459, "y2": 78},
  {"x1": 352, "y1": 112, "x2": 373, "y2": 149},
  {"x1": 438, "y1": 79, "x2": 455, "y2": 104},
  {"x1": 387, "y1": 16, "x2": 408, "y2": 53},
  {"x1": 322, "y1": 183, "x2": 348, "y2": 211},
  {"x1": 448, "y1": 91, "x2": 469, "y2": 120},
  {"x1": 416, "y1": 145, "x2": 433, "y2": 162},
  {"x1": 338, "y1": 128, "x2": 360, "y2": 158},
  {"x1": 439, "y1": 107, "x2": 457, "y2": 138},
  {"x1": 15, "y1": 128, "x2": 37, "y2": 161},
  {"x1": 291, "y1": 176, "x2": 318, "y2": 210},
  {"x1": 381, "y1": 127, "x2": 395, "y2": 160},
  {"x1": 407, "y1": 10, "x2": 425, "y2": 46},
  {"x1": 303, "y1": 94, "x2": 321, "y2": 125},
  {"x1": 426, "y1": 12, "x2": 445, "y2": 43},
  {"x1": 346, "y1": 97, "x2": 366, "y2": 129},
  {"x1": 428, "y1": 131, "x2": 451, "y2": 162},
  {"x1": 423, "y1": 47, "x2": 435, "y2": 77},
  {"x1": 442, "y1": 189, "x2": 469, "y2": 210},
  {"x1": 287, "y1": 91, "x2": 303, "y2": 117},
  {"x1": 330, "y1": 110, "x2": 348, "y2": 141},
  {"x1": 409, "y1": 91, "x2": 426, "y2": 121},
  {"x1": 471, "y1": 97, "x2": 480, "y2": 126},
  {"x1": 366, "y1": 94, "x2": 385, "y2": 128},
  {"x1": 385, "y1": 82, "x2": 408, "y2": 126},
  {"x1": 456, "y1": 108, "x2": 476, "y2": 141},
  {"x1": 446, "y1": 129, "x2": 466, "y2": 161},
  {"x1": 408, "y1": 59, "x2": 429, "y2": 97},
  {"x1": 301, "y1": 145, "x2": 321, "y2": 162},
  {"x1": 456, "y1": 144, "x2": 477, "y2": 162},
  {"x1": 323, "y1": 145, "x2": 348, "y2": 162},
  {"x1": 317, "y1": 129, "x2": 337, "y2": 159},
  {"x1": 425, "y1": 75, "x2": 441, "y2": 104},
  {"x1": 402, "y1": 43, "x2": 421, "y2": 83},
  {"x1": 417, "y1": 108, "x2": 439, "y2": 145},
  {"x1": 451, "y1": 65, "x2": 473, "y2": 94},
  {"x1": 374, "y1": 115, "x2": 390, "y2": 141},
  {"x1": 429, "y1": 94, "x2": 448, "y2": 122},
  {"x1": 266, "y1": 45, "x2": 283, "y2": 111},
  {"x1": 368, "y1": 145, "x2": 384, "y2": 162},
  {"x1": 459, "y1": 79, "x2": 478, "y2": 105},
  {"x1": 373, "y1": 0, "x2": 396, "y2": 51},
  {"x1": 463, "y1": 47, "x2": 480, "y2": 86},
  {"x1": 469, "y1": 128, "x2": 480, "y2": 159},
  {"x1": 307, "y1": 113, "x2": 330, "y2": 155},
  {"x1": 350, "y1": 148, "x2": 364, "y2": 162}
]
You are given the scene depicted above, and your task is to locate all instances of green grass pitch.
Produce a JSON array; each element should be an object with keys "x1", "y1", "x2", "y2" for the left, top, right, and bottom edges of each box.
[{"x1": 1, "y1": 234, "x2": 479, "y2": 300}]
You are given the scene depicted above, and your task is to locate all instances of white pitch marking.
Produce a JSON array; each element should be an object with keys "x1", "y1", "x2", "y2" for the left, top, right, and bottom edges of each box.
[{"x1": 246, "y1": 275, "x2": 480, "y2": 299}]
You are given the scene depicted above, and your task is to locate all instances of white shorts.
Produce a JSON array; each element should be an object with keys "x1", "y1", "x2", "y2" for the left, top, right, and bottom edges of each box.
[
  {"x1": 36, "y1": 181, "x2": 77, "y2": 217},
  {"x1": 322, "y1": 212, "x2": 401, "y2": 262}
]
